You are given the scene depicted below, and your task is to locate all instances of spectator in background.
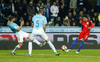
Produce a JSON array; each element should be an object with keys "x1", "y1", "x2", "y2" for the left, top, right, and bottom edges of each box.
[
  {"x1": 38, "y1": 0, "x2": 44, "y2": 8},
  {"x1": 28, "y1": 16, "x2": 32, "y2": 26},
  {"x1": 78, "y1": 11, "x2": 83, "y2": 18},
  {"x1": 55, "y1": 23, "x2": 59, "y2": 27},
  {"x1": 56, "y1": 0, "x2": 59, "y2": 7},
  {"x1": 64, "y1": 16, "x2": 70, "y2": 26},
  {"x1": 60, "y1": 0, "x2": 65, "y2": 6},
  {"x1": 0, "y1": 3, "x2": 2, "y2": 12},
  {"x1": 78, "y1": 19, "x2": 82, "y2": 27},
  {"x1": 96, "y1": 0, "x2": 100, "y2": 12},
  {"x1": 46, "y1": 0, "x2": 51, "y2": 9},
  {"x1": 73, "y1": 11, "x2": 77, "y2": 20},
  {"x1": 2, "y1": 4, "x2": 12, "y2": 17},
  {"x1": 14, "y1": 11, "x2": 19, "y2": 20},
  {"x1": 44, "y1": 4, "x2": 50, "y2": 22},
  {"x1": 50, "y1": 2, "x2": 59, "y2": 23},
  {"x1": 14, "y1": 0, "x2": 22, "y2": 11},
  {"x1": 94, "y1": 12, "x2": 98, "y2": 21},
  {"x1": 92, "y1": 17, "x2": 97, "y2": 26},
  {"x1": 77, "y1": 0, "x2": 85, "y2": 11},
  {"x1": 59, "y1": 5, "x2": 66, "y2": 21},
  {"x1": 72, "y1": 22, "x2": 76, "y2": 26},
  {"x1": 36, "y1": 3, "x2": 41, "y2": 13},
  {"x1": 22, "y1": 12, "x2": 28, "y2": 25},
  {"x1": 62, "y1": 21, "x2": 69, "y2": 26},
  {"x1": 0, "y1": 0, "x2": 5, "y2": 10},
  {"x1": 70, "y1": 18, "x2": 76, "y2": 26},
  {"x1": 70, "y1": 0, "x2": 77, "y2": 9},
  {"x1": 55, "y1": 17, "x2": 62, "y2": 26},
  {"x1": 48, "y1": 19, "x2": 54, "y2": 26},
  {"x1": 17, "y1": 6, "x2": 23, "y2": 17},
  {"x1": 83, "y1": 8, "x2": 87, "y2": 15},
  {"x1": 27, "y1": 2, "x2": 36, "y2": 16},
  {"x1": 22, "y1": 0, "x2": 28, "y2": 12},
  {"x1": 68, "y1": 12, "x2": 72, "y2": 20},
  {"x1": 87, "y1": 13, "x2": 91, "y2": 20},
  {"x1": 9, "y1": 0, "x2": 15, "y2": 13},
  {"x1": 89, "y1": 9, "x2": 95, "y2": 17},
  {"x1": 0, "y1": 11, "x2": 4, "y2": 26}
]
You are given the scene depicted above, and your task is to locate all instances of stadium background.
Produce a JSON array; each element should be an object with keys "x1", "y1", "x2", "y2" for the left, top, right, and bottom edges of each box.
[{"x1": 0, "y1": 0, "x2": 100, "y2": 50}]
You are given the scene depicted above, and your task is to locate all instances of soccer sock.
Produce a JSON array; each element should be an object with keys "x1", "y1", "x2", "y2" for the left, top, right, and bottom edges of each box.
[
  {"x1": 70, "y1": 38, "x2": 79, "y2": 49},
  {"x1": 12, "y1": 45, "x2": 20, "y2": 52},
  {"x1": 47, "y1": 41, "x2": 57, "y2": 53},
  {"x1": 33, "y1": 39, "x2": 41, "y2": 45},
  {"x1": 28, "y1": 42, "x2": 32, "y2": 54},
  {"x1": 78, "y1": 41, "x2": 84, "y2": 52}
]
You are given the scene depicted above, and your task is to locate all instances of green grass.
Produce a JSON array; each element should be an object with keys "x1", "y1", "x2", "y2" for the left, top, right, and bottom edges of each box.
[{"x1": 0, "y1": 49, "x2": 100, "y2": 62}]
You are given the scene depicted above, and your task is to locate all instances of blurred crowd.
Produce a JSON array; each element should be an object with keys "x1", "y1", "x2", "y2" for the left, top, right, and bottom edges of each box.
[{"x1": 0, "y1": 0, "x2": 100, "y2": 26}]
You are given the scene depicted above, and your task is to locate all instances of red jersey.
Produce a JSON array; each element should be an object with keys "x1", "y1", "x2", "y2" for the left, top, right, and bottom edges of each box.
[{"x1": 81, "y1": 20, "x2": 94, "y2": 33}]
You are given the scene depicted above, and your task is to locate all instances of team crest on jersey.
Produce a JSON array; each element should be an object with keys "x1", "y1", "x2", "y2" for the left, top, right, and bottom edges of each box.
[
  {"x1": 15, "y1": 26, "x2": 17, "y2": 28},
  {"x1": 87, "y1": 22, "x2": 89, "y2": 24}
]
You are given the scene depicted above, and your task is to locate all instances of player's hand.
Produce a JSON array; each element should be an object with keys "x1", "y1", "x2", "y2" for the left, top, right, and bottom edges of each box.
[
  {"x1": 88, "y1": 27, "x2": 91, "y2": 29},
  {"x1": 20, "y1": 21, "x2": 24, "y2": 26}
]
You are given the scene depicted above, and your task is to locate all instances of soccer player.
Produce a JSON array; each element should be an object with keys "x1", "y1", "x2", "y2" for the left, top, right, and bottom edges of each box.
[
  {"x1": 66, "y1": 15, "x2": 94, "y2": 53},
  {"x1": 7, "y1": 16, "x2": 45, "y2": 55},
  {"x1": 27, "y1": 8, "x2": 60, "y2": 56}
]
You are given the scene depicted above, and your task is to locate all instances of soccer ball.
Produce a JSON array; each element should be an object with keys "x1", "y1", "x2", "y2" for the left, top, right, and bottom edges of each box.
[{"x1": 61, "y1": 45, "x2": 67, "y2": 51}]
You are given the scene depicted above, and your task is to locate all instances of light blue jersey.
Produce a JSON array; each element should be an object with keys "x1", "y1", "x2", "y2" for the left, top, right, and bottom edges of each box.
[
  {"x1": 8, "y1": 22, "x2": 19, "y2": 33},
  {"x1": 32, "y1": 14, "x2": 47, "y2": 29}
]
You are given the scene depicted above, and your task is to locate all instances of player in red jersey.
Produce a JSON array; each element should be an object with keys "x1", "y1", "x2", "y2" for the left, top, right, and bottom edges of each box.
[{"x1": 66, "y1": 15, "x2": 95, "y2": 53}]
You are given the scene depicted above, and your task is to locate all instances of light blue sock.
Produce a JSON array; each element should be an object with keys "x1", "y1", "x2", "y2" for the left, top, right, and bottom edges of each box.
[
  {"x1": 78, "y1": 41, "x2": 84, "y2": 52},
  {"x1": 70, "y1": 38, "x2": 78, "y2": 49}
]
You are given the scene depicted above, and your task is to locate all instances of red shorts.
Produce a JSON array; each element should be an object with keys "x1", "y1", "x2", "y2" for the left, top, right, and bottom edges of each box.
[{"x1": 77, "y1": 31, "x2": 90, "y2": 41}]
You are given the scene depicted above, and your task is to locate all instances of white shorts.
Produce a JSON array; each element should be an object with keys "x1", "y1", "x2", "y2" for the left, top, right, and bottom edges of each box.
[
  {"x1": 30, "y1": 28, "x2": 48, "y2": 40},
  {"x1": 16, "y1": 30, "x2": 29, "y2": 43}
]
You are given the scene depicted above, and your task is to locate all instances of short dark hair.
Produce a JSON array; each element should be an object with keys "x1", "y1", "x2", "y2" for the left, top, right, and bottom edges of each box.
[
  {"x1": 83, "y1": 15, "x2": 88, "y2": 18},
  {"x1": 9, "y1": 16, "x2": 14, "y2": 21},
  {"x1": 39, "y1": 8, "x2": 43, "y2": 13}
]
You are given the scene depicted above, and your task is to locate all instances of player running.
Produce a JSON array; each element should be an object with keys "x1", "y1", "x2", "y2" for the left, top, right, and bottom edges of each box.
[
  {"x1": 66, "y1": 15, "x2": 94, "y2": 53},
  {"x1": 27, "y1": 8, "x2": 60, "y2": 56},
  {"x1": 7, "y1": 16, "x2": 46, "y2": 55}
]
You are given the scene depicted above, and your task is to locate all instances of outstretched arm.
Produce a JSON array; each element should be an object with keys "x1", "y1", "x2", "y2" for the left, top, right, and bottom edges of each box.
[
  {"x1": 88, "y1": 22, "x2": 95, "y2": 29},
  {"x1": 17, "y1": 21, "x2": 24, "y2": 31}
]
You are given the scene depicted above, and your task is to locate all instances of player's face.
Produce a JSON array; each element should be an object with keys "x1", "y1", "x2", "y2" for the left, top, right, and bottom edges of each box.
[{"x1": 83, "y1": 17, "x2": 88, "y2": 22}]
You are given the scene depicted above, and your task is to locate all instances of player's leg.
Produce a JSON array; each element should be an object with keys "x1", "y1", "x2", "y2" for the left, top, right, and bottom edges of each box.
[
  {"x1": 11, "y1": 36, "x2": 23, "y2": 55},
  {"x1": 40, "y1": 33, "x2": 60, "y2": 56},
  {"x1": 76, "y1": 33, "x2": 89, "y2": 53},
  {"x1": 66, "y1": 37, "x2": 79, "y2": 52},
  {"x1": 27, "y1": 34, "x2": 46, "y2": 47},
  {"x1": 27, "y1": 39, "x2": 32, "y2": 56},
  {"x1": 76, "y1": 39, "x2": 85, "y2": 53}
]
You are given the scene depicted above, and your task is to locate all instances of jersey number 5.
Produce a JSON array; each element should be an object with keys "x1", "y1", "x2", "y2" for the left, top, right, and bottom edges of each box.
[{"x1": 36, "y1": 20, "x2": 39, "y2": 27}]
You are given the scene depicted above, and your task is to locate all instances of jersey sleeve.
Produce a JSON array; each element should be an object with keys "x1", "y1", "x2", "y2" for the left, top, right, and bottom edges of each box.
[
  {"x1": 90, "y1": 20, "x2": 94, "y2": 28},
  {"x1": 43, "y1": 17, "x2": 47, "y2": 24}
]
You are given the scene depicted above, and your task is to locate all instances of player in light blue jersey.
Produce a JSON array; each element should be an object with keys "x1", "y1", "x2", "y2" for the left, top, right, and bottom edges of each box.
[
  {"x1": 7, "y1": 16, "x2": 46, "y2": 55},
  {"x1": 28, "y1": 8, "x2": 60, "y2": 56}
]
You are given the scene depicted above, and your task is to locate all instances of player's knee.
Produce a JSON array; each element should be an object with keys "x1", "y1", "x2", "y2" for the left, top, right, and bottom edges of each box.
[
  {"x1": 77, "y1": 37, "x2": 80, "y2": 40},
  {"x1": 45, "y1": 39, "x2": 49, "y2": 42},
  {"x1": 19, "y1": 42, "x2": 23, "y2": 47},
  {"x1": 29, "y1": 39, "x2": 32, "y2": 42},
  {"x1": 82, "y1": 39, "x2": 85, "y2": 42},
  {"x1": 27, "y1": 34, "x2": 30, "y2": 39}
]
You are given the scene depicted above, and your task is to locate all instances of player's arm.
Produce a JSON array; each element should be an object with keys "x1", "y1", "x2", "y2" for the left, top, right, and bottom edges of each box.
[
  {"x1": 43, "y1": 24, "x2": 46, "y2": 32},
  {"x1": 88, "y1": 21, "x2": 95, "y2": 29},
  {"x1": 7, "y1": 20, "x2": 10, "y2": 25},
  {"x1": 31, "y1": 23, "x2": 34, "y2": 27},
  {"x1": 17, "y1": 21, "x2": 24, "y2": 31}
]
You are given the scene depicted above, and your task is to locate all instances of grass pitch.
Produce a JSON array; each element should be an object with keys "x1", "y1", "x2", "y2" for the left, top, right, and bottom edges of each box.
[{"x1": 0, "y1": 49, "x2": 100, "y2": 62}]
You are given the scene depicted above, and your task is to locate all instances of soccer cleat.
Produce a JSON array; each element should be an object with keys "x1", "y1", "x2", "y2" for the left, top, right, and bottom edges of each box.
[
  {"x1": 54, "y1": 52, "x2": 60, "y2": 56},
  {"x1": 27, "y1": 54, "x2": 32, "y2": 56},
  {"x1": 40, "y1": 42, "x2": 46, "y2": 47},
  {"x1": 76, "y1": 51, "x2": 79, "y2": 53},
  {"x1": 66, "y1": 49, "x2": 71, "y2": 52},
  {"x1": 11, "y1": 52, "x2": 16, "y2": 55}
]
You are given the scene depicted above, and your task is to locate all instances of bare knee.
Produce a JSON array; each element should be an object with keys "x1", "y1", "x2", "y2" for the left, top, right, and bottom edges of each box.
[
  {"x1": 19, "y1": 42, "x2": 23, "y2": 47},
  {"x1": 27, "y1": 34, "x2": 30, "y2": 39},
  {"x1": 77, "y1": 37, "x2": 80, "y2": 40},
  {"x1": 45, "y1": 39, "x2": 49, "y2": 42}
]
